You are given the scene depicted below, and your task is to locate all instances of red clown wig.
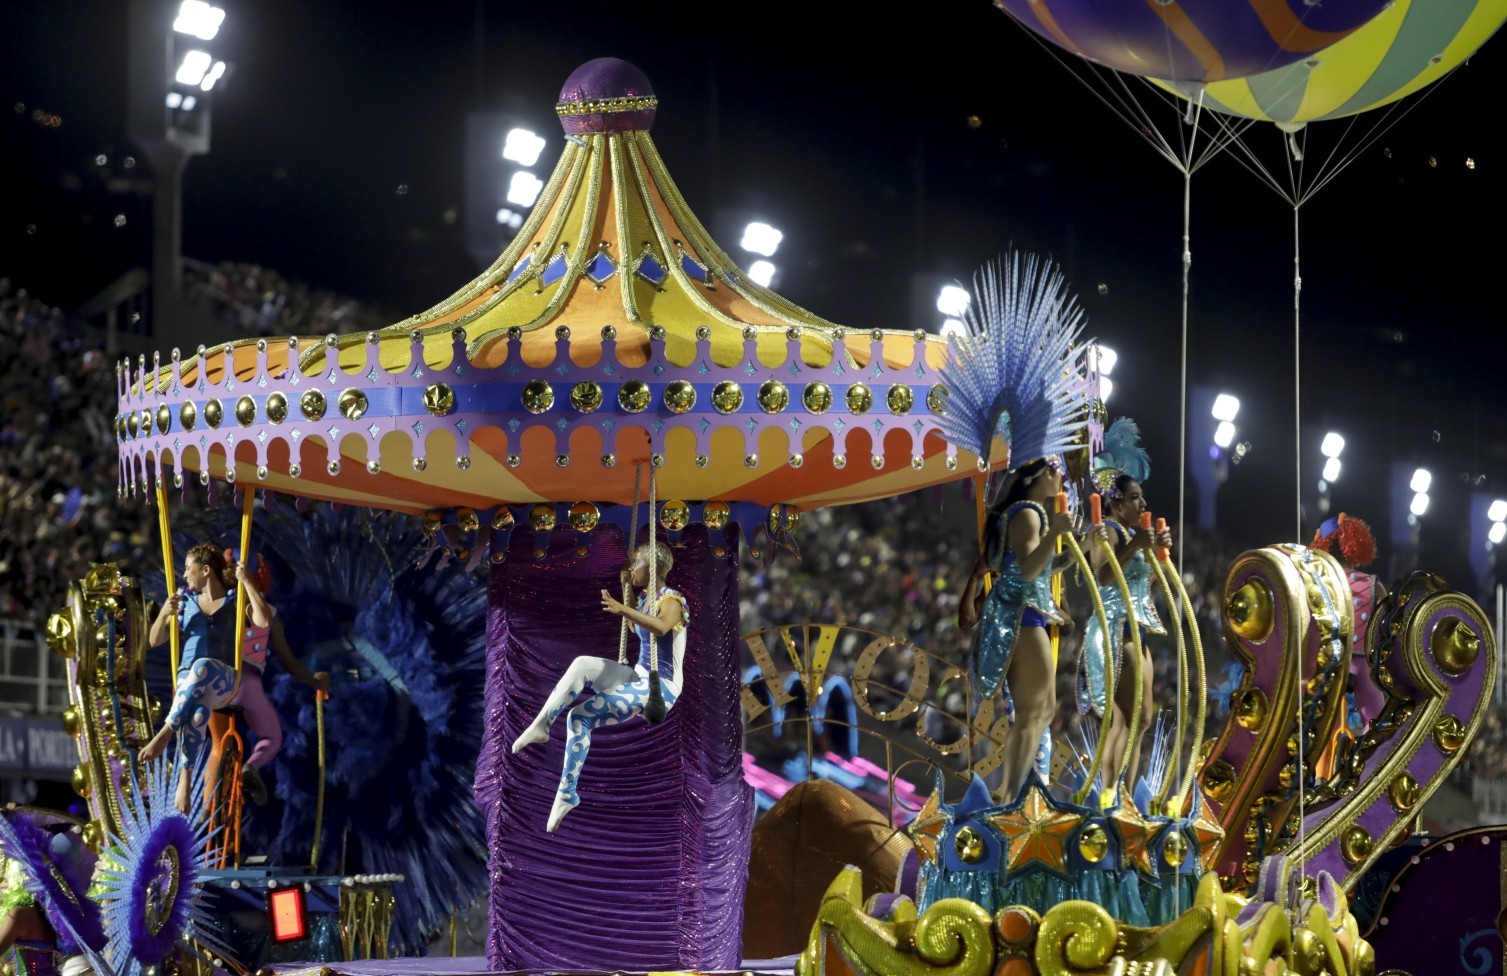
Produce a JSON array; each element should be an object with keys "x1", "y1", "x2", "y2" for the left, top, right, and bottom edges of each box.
[{"x1": 1309, "y1": 513, "x2": 1377, "y2": 569}]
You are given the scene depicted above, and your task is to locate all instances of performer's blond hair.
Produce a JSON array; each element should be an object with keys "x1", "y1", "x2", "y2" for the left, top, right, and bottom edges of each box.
[{"x1": 632, "y1": 542, "x2": 673, "y2": 583}]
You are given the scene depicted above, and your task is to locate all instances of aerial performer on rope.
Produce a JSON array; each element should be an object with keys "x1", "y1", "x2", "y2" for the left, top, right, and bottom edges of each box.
[
  {"x1": 1079, "y1": 418, "x2": 1172, "y2": 798},
  {"x1": 512, "y1": 541, "x2": 687, "y2": 832},
  {"x1": 941, "y1": 252, "x2": 1089, "y2": 803},
  {"x1": 1309, "y1": 513, "x2": 1386, "y2": 772}
]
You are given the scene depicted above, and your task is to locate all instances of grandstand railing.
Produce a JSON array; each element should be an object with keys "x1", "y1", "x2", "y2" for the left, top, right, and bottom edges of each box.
[{"x1": 0, "y1": 618, "x2": 71, "y2": 715}]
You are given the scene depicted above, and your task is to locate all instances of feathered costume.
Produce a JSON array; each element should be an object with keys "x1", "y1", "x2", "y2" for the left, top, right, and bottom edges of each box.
[
  {"x1": 0, "y1": 811, "x2": 104, "y2": 965},
  {"x1": 152, "y1": 502, "x2": 489, "y2": 953},
  {"x1": 938, "y1": 254, "x2": 1088, "y2": 710},
  {"x1": 1078, "y1": 418, "x2": 1166, "y2": 715}
]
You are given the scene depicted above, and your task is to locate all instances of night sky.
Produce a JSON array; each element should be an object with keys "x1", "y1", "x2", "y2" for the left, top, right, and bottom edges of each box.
[{"x1": 3, "y1": 1, "x2": 1505, "y2": 575}]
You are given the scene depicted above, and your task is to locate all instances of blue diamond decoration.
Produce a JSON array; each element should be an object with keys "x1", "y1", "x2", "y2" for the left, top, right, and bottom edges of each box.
[
  {"x1": 653, "y1": 419, "x2": 665, "y2": 433},
  {"x1": 199, "y1": 435, "x2": 207, "y2": 449},
  {"x1": 637, "y1": 253, "x2": 665, "y2": 285},
  {"x1": 834, "y1": 362, "x2": 845, "y2": 377},
  {"x1": 412, "y1": 364, "x2": 424, "y2": 379},
  {"x1": 652, "y1": 363, "x2": 664, "y2": 375},
  {"x1": 258, "y1": 430, "x2": 267, "y2": 443},
  {"x1": 411, "y1": 421, "x2": 425, "y2": 435},
  {"x1": 327, "y1": 369, "x2": 338, "y2": 384},
  {"x1": 697, "y1": 359, "x2": 710, "y2": 375},
  {"x1": 788, "y1": 362, "x2": 802, "y2": 376},
  {"x1": 173, "y1": 437, "x2": 181, "y2": 451},
  {"x1": 555, "y1": 363, "x2": 569, "y2": 375},
  {"x1": 327, "y1": 426, "x2": 340, "y2": 440},
  {"x1": 508, "y1": 254, "x2": 532, "y2": 283},
  {"x1": 367, "y1": 367, "x2": 378, "y2": 382},
  {"x1": 290, "y1": 373, "x2": 300, "y2": 386},
  {"x1": 913, "y1": 420, "x2": 925, "y2": 435},
  {"x1": 743, "y1": 362, "x2": 756, "y2": 376},
  {"x1": 833, "y1": 418, "x2": 845, "y2": 432},
  {"x1": 871, "y1": 364, "x2": 882, "y2": 378},
  {"x1": 681, "y1": 254, "x2": 708, "y2": 282},
  {"x1": 915, "y1": 364, "x2": 926, "y2": 378},
  {"x1": 602, "y1": 419, "x2": 615, "y2": 432},
  {"x1": 258, "y1": 374, "x2": 268, "y2": 388},
  {"x1": 744, "y1": 418, "x2": 758, "y2": 433},
  {"x1": 541, "y1": 253, "x2": 570, "y2": 286},
  {"x1": 290, "y1": 428, "x2": 301, "y2": 441},
  {"x1": 454, "y1": 363, "x2": 464, "y2": 376},
  {"x1": 226, "y1": 379, "x2": 235, "y2": 391},
  {"x1": 456, "y1": 419, "x2": 468, "y2": 434},
  {"x1": 602, "y1": 362, "x2": 615, "y2": 376},
  {"x1": 698, "y1": 418, "x2": 710, "y2": 433},
  {"x1": 507, "y1": 363, "x2": 521, "y2": 376},
  {"x1": 555, "y1": 418, "x2": 569, "y2": 431},
  {"x1": 508, "y1": 419, "x2": 521, "y2": 432},
  {"x1": 367, "y1": 423, "x2": 380, "y2": 438},
  {"x1": 584, "y1": 251, "x2": 618, "y2": 284},
  {"x1": 788, "y1": 418, "x2": 802, "y2": 432}
]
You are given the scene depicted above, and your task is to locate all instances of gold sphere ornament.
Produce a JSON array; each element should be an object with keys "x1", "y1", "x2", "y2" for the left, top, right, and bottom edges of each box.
[
  {"x1": 1078, "y1": 824, "x2": 1109, "y2": 864},
  {"x1": 421, "y1": 510, "x2": 443, "y2": 534},
  {"x1": 72, "y1": 764, "x2": 91, "y2": 799},
  {"x1": 529, "y1": 504, "x2": 557, "y2": 532},
  {"x1": 204, "y1": 399, "x2": 223, "y2": 428},
  {"x1": 456, "y1": 508, "x2": 481, "y2": 533},
  {"x1": 141, "y1": 409, "x2": 154, "y2": 435},
  {"x1": 1432, "y1": 617, "x2": 1481, "y2": 674},
  {"x1": 953, "y1": 826, "x2": 987, "y2": 864},
  {"x1": 1202, "y1": 759, "x2": 1236, "y2": 802},
  {"x1": 1434, "y1": 714, "x2": 1466, "y2": 753},
  {"x1": 832, "y1": 454, "x2": 847, "y2": 469},
  {"x1": 504, "y1": 454, "x2": 520, "y2": 468},
  {"x1": 1291, "y1": 930, "x2": 1324, "y2": 976},
  {"x1": 1227, "y1": 580, "x2": 1274, "y2": 642},
  {"x1": 568, "y1": 502, "x2": 600, "y2": 532},
  {"x1": 886, "y1": 384, "x2": 914, "y2": 415},
  {"x1": 846, "y1": 383, "x2": 872, "y2": 414},
  {"x1": 788, "y1": 453, "x2": 804, "y2": 468},
  {"x1": 744, "y1": 454, "x2": 759, "y2": 468},
  {"x1": 618, "y1": 380, "x2": 651, "y2": 413},
  {"x1": 870, "y1": 455, "x2": 884, "y2": 470},
  {"x1": 555, "y1": 325, "x2": 571, "y2": 340},
  {"x1": 300, "y1": 389, "x2": 327, "y2": 421},
  {"x1": 696, "y1": 326, "x2": 711, "y2": 340},
  {"x1": 61, "y1": 706, "x2": 81, "y2": 737},
  {"x1": 695, "y1": 454, "x2": 709, "y2": 468},
  {"x1": 600, "y1": 325, "x2": 617, "y2": 340},
  {"x1": 1235, "y1": 688, "x2": 1268, "y2": 731},
  {"x1": 927, "y1": 384, "x2": 950, "y2": 415},
  {"x1": 1162, "y1": 831, "x2": 1188, "y2": 868},
  {"x1": 1388, "y1": 771, "x2": 1420, "y2": 813},
  {"x1": 521, "y1": 380, "x2": 555, "y2": 414},
  {"x1": 423, "y1": 383, "x2": 456, "y2": 416},
  {"x1": 258, "y1": 465, "x2": 270, "y2": 480},
  {"x1": 663, "y1": 381, "x2": 696, "y2": 414},
  {"x1": 45, "y1": 612, "x2": 76, "y2": 658},
  {"x1": 288, "y1": 463, "x2": 302, "y2": 478},
  {"x1": 80, "y1": 820, "x2": 103, "y2": 852},
  {"x1": 757, "y1": 380, "x2": 789, "y2": 413},
  {"x1": 492, "y1": 508, "x2": 515, "y2": 531},
  {"x1": 365, "y1": 460, "x2": 380, "y2": 475},
  {"x1": 327, "y1": 460, "x2": 341, "y2": 476},
  {"x1": 412, "y1": 457, "x2": 427, "y2": 472},
  {"x1": 601, "y1": 454, "x2": 617, "y2": 467},
  {"x1": 570, "y1": 381, "x2": 603, "y2": 413},
  {"x1": 703, "y1": 501, "x2": 731, "y2": 529},
  {"x1": 156, "y1": 404, "x2": 172, "y2": 434},
  {"x1": 1340, "y1": 825, "x2": 1373, "y2": 865},
  {"x1": 802, "y1": 382, "x2": 832, "y2": 414},
  {"x1": 456, "y1": 455, "x2": 473, "y2": 470},
  {"x1": 711, "y1": 381, "x2": 744, "y2": 414},
  {"x1": 265, "y1": 392, "x2": 288, "y2": 424},
  {"x1": 338, "y1": 388, "x2": 368, "y2": 421},
  {"x1": 555, "y1": 454, "x2": 570, "y2": 468},
  {"x1": 660, "y1": 500, "x2": 690, "y2": 531}
]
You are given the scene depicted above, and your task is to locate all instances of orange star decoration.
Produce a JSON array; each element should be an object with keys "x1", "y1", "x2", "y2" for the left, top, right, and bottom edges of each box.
[
  {"x1": 986, "y1": 786, "x2": 1081, "y2": 875},
  {"x1": 1190, "y1": 795, "x2": 1226, "y2": 871},
  {"x1": 1112, "y1": 792, "x2": 1155, "y2": 876},
  {"x1": 907, "y1": 788, "x2": 949, "y2": 866}
]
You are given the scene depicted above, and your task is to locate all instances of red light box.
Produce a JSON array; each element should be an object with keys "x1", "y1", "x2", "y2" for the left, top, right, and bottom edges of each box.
[{"x1": 268, "y1": 886, "x2": 307, "y2": 942}]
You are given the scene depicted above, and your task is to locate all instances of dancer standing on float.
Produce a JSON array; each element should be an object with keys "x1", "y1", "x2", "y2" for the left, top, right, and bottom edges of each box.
[
  {"x1": 512, "y1": 542, "x2": 687, "y2": 832},
  {"x1": 960, "y1": 457, "x2": 1074, "y2": 799},
  {"x1": 1310, "y1": 514, "x2": 1387, "y2": 733},
  {"x1": 1079, "y1": 419, "x2": 1171, "y2": 798}
]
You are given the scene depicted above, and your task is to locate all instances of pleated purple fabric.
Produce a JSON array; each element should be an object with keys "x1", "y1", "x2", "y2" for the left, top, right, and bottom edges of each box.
[{"x1": 473, "y1": 522, "x2": 752, "y2": 971}]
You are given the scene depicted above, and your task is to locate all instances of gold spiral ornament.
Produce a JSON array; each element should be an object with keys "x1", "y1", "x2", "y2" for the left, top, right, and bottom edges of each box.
[
  {"x1": 338, "y1": 388, "x2": 368, "y2": 420},
  {"x1": 570, "y1": 381, "x2": 603, "y2": 413},
  {"x1": 953, "y1": 826, "x2": 986, "y2": 864},
  {"x1": 423, "y1": 383, "x2": 456, "y2": 416},
  {"x1": 300, "y1": 389, "x2": 327, "y2": 421},
  {"x1": 1431, "y1": 617, "x2": 1481, "y2": 674}
]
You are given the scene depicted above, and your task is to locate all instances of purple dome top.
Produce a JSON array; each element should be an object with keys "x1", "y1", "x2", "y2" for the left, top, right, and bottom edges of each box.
[{"x1": 556, "y1": 58, "x2": 657, "y2": 134}]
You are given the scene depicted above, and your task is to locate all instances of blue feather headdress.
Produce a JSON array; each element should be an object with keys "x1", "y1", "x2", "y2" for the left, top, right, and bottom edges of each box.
[
  {"x1": 937, "y1": 253, "x2": 1089, "y2": 469},
  {"x1": 0, "y1": 810, "x2": 105, "y2": 963},
  {"x1": 1091, "y1": 417, "x2": 1151, "y2": 499}
]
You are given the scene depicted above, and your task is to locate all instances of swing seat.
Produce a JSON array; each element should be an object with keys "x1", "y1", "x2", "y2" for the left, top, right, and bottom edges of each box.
[{"x1": 213, "y1": 703, "x2": 244, "y2": 717}]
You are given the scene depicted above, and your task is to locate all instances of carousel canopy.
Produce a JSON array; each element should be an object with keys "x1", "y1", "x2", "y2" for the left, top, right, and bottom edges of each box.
[{"x1": 116, "y1": 58, "x2": 1012, "y2": 515}]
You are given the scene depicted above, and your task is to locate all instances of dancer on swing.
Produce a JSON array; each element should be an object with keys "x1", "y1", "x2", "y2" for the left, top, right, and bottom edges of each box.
[
  {"x1": 511, "y1": 540, "x2": 687, "y2": 832},
  {"x1": 938, "y1": 251, "x2": 1090, "y2": 804},
  {"x1": 1079, "y1": 418, "x2": 1172, "y2": 799}
]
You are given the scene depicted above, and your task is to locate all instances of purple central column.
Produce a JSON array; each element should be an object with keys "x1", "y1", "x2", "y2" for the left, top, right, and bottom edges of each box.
[{"x1": 473, "y1": 523, "x2": 751, "y2": 971}]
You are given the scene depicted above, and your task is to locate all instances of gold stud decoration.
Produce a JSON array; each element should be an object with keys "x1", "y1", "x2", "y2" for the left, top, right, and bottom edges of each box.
[
  {"x1": 1387, "y1": 771, "x2": 1419, "y2": 812},
  {"x1": 802, "y1": 382, "x2": 832, "y2": 414},
  {"x1": 529, "y1": 503, "x2": 557, "y2": 532},
  {"x1": 1077, "y1": 824, "x2": 1109, "y2": 864},
  {"x1": 421, "y1": 510, "x2": 443, "y2": 534},
  {"x1": 1162, "y1": 831, "x2": 1188, "y2": 868},
  {"x1": 660, "y1": 500, "x2": 690, "y2": 531},
  {"x1": 1432, "y1": 617, "x2": 1481, "y2": 674},
  {"x1": 45, "y1": 612, "x2": 76, "y2": 658},
  {"x1": 492, "y1": 508, "x2": 515, "y2": 531},
  {"x1": 954, "y1": 826, "x2": 986, "y2": 865},
  {"x1": 423, "y1": 383, "x2": 456, "y2": 416},
  {"x1": 233, "y1": 396, "x2": 256, "y2": 427},
  {"x1": 568, "y1": 502, "x2": 600, "y2": 532},
  {"x1": 365, "y1": 460, "x2": 381, "y2": 475},
  {"x1": 847, "y1": 383, "x2": 872, "y2": 414},
  {"x1": 412, "y1": 457, "x2": 427, "y2": 471},
  {"x1": 618, "y1": 380, "x2": 650, "y2": 413},
  {"x1": 300, "y1": 389, "x2": 326, "y2": 421},
  {"x1": 156, "y1": 404, "x2": 172, "y2": 433},
  {"x1": 1434, "y1": 715, "x2": 1466, "y2": 753},
  {"x1": 204, "y1": 399, "x2": 223, "y2": 429},
  {"x1": 554, "y1": 454, "x2": 570, "y2": 468},
  {"x1": 601, "y1": 454, "x2": 616, "y2": 467},
  {"x1": 927, "y1": 384, "x2": 950, "y2": 414},
  {"x1": 711, "y1": 381, "x2": 744, "y2": 414},
  {"x1": 1235, "y1": 688, "x2": 1268, "y2": 732},
  {"x1": 757, "y1": 380, "x2": 789, "y2": 413},
  {"x1": 266, "y1": 393, "x2": 288, "y2": 424},
  {"x1": 1228, "y1": 580, "x2": 1274, "y2": 643},
  {"x1": 456, "y1": 509, "x2": 480, "y2": 533},
  {"x1": 663, "y1": 381, "x2": 696, "y2": 414},
  {"x1": 703, "y1": 501, "x2": 731, "y2": 529},
  {"x1": 887, "y1": 384, "x2": 914, "y2": 415},
  {"x1": 570, "y1": 381, "x2": 603, "y2": 413},
  {"x1": 1340, "y1": 825, "x2": 1373, "y2": 866},
  {"x1": 745, "y1": 454, "x2": 759, "y2": 468},
  {"x1": 456, "y1": 455, "x2": 472, "y2": 470},
  {"x1": 522, "y1": 380, "x2": 555, "y2": 414},
  {"x1": 72, "y1": 764, "x2": 91, "y2": 799},
  {"x1": 338, "y1": 388, "x2": 368, "y2": 420}
]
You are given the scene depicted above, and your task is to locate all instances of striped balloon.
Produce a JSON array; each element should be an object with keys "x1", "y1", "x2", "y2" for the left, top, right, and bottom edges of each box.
[
  {"x1": 1157, "y1": 0, "x2": 1507, "y2": 123},
  {"x1": 993, "y1": 0, "x2": 1394, "y2": 83}
]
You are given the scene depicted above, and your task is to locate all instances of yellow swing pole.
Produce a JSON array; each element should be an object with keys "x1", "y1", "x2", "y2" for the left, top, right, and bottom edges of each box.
[
  {"x1": 229, "y1": 484, "x2": 254, "y2": 701},
  {"x1": 155, "y1": 480, "x2": 180, "y2": 678}
]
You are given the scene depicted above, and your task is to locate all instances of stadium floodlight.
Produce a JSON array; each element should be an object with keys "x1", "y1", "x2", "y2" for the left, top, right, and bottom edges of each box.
[
  {"x1": 200, "y1": 60, "x2": 227, "y2": 91},
  {"x1": 495, "y1": 208, "x2": 523, "y2": 231},
  {"x1": 1211, "y1": 393, "x2": 1241, "y2": 422},
  {"x1": 506, "y1": 171, "x2": 543, "y2": 207},
  {"x1": 740, "y1": 222, "x2": 783, "y2": 257},
  {"x1": 1322, "y1": 457, "x2": 1342, "y2": 483},
  {"x1": 940, "y1": 319, "x2": 966, "y2": 339},
  {"x1": 1489, "y1": 499, "x2": 1507, "y2": 523},
  {"x1": 936, "y1": 284, "x2": 970, "y2": 318},
  {"x1": 175, "y1": 50, "x2": 213, "y2": 87},
  {"x1": 1321, "y1": 432, "x2": 1345, "y2": 458},
  {"x1": 502, "y1": 128, "x2": 546, "y2": 167},
  {"x1": 1410, "y1": 468, "x2": 1432, "y2": 493},
  {"x1": 1100, "y1": 377, "x2": 1115, "y2": 403},
  {"x1": 748, "y1": 260, "x2": 776, "y2": 287},
  {"x1": 1213, "y1": 421, "x2": 1236, "y2": 449},
  {"x1": 1491, "y1": 521, "x2": 1507, "y2": 545},
  {"x1": 173, "y1": 0, "x2": 225, "y2": 41},
  {"x1": 180, "y1": 95, "x2": 198, "y2": 111},
  {"x1": 165, "y1": 92, "x2": 183, "y2": 109},
  {"x1": 1410, "y1": 492, "x2": 1430, "y2": 517},
  {"x1": 1094, "y1": 345, "x2": 1118, "y2": 376}
]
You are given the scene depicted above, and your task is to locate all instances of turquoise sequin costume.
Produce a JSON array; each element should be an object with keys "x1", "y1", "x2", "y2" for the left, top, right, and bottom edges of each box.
[
  {"x1": 973, "y1": 501, "x2": 1065, "y2": 721},
  {"x1": 1077, "y1": 521, "x2": 1166, "y2": 715}
]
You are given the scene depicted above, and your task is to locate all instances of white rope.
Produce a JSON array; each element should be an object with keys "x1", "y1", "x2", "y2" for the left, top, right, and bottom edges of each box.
[
  {"x1": 618, "y1": 463, "x2": 642, "y2": 664},
  {"x1": 647, "y1": 459, "x2": 659, "y2": 677}
]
